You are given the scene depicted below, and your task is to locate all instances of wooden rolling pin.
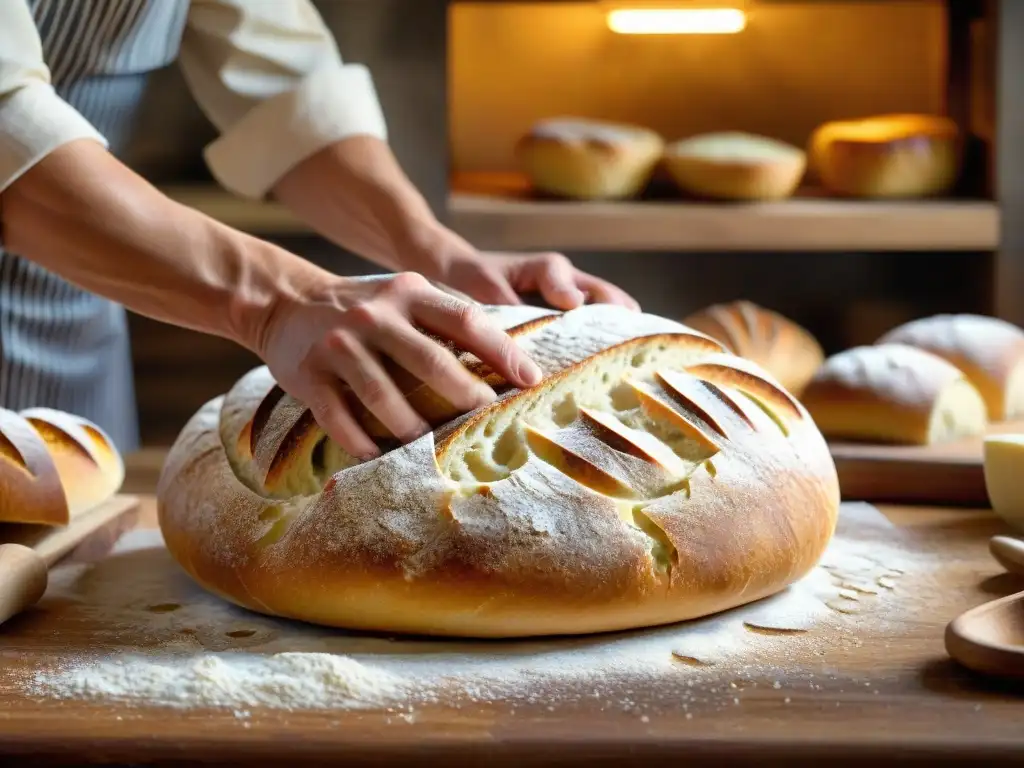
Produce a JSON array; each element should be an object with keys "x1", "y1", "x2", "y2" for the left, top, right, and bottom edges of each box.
[{"x1": 0, "y1": 494, "x2": 139, "y2": 627}]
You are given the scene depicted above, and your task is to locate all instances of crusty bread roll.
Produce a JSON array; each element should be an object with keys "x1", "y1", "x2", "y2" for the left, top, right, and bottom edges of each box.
[
  {"x1": 876, "y1": 314, "x2": 1024, "y2": 422},
  {"x1": 682, "y1": 300, "x2": 824, "y2": 397},
  {"x1": 157, "y1": 303, "x2": 840, "y2": 639},
  {"x1": 0, "y1": 406, "x2": 125, "y2": 526},
  {"x1": 808, "y1": 114, "x2": 960, "y2": 198},
  {"x1": 515, "y1": 118, "x2": 664, "y2": 200},
  {"x1": 662, "y1": 132, "x2": 806, "y2": 201},
  {"x1": 800, "y1": 344, "x2": 987, "y2": 446}
]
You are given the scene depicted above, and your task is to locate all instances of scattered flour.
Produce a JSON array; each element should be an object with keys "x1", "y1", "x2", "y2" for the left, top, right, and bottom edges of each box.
[
  {"x1": 29, "y1": 652, "x2": 408, "y2": 714},
  {"x1": 15, "y1": 502, "x2": 940, "y2": 716}
]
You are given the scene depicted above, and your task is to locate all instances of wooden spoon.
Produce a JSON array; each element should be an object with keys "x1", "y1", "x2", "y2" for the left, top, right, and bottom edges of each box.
[
  {"x1": 944, "y1": 535, "x2": 1024, "y2": 679},
  {"x1": 945, "y1": 590, "x2": 1024, "y2": 680},
  {"x1": 989, "y1": 536, "x2": 1024, "y2": 577}
]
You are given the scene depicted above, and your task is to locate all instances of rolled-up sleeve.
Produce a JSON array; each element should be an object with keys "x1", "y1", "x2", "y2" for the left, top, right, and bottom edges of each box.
[
  {"x1": 179, "y1": 0, "x2": 388, "y2": 200},
  {"x1": 0, "y1": 1, "x2": 108, "y2": 193}
]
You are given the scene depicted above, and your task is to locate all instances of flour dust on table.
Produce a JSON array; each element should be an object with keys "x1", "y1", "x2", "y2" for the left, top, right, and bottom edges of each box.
[{"x1": 15, "y1": 503, "x2": 940, "y2": 718}]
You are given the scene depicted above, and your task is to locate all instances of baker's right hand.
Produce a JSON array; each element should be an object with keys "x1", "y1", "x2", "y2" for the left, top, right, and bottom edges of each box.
[{"x1": 253, "y1": 271, "x2": 543, "y2": 460}]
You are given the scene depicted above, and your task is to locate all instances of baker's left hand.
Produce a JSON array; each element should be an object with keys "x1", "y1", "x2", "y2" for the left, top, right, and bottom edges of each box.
[{"x1": 438, "y1": 251, "x2": 640, "y2": 311}]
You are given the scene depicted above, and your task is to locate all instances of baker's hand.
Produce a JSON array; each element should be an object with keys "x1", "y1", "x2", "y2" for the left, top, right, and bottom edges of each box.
[
  {"x1": 255, "y1": 272, "x2": 543, "y2": 460},
  {"x1": 440, "y1": 251, "x2": 641, "y2": 311}
]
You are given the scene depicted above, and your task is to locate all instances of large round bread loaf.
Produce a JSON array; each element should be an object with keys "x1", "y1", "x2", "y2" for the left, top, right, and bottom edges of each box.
[
  {"x1": 0, "y1": 406, "x2": 125, "y2": 525},
  {"x1": 156, "y1": 304, "x2": 841, "y2": 638}
]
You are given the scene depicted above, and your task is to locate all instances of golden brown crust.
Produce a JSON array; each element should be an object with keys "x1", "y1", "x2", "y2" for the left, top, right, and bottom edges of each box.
[
  {"x1": 682, "y1": 300, "x2": 824, "y2": 397},
  {"x1": 662, "y1": 132, "x2": 806, "y2": 201},
  {"x1": 800, "y1": 344, "x2": 987, "y2": 445},
  {"x1": 808, "y1": 114, "x2": 960, "y2": 198},
  {"x1": 0, "y1": 406, "x2": 125, "y2": 526},
  {"x1": 157, "y1": 304, "x2": 840, "y2": 638},
  {"x1": 876, "y1": 314, "x2": 1024, "y2": 422},
  {"x1": 516, "y1": 118, "x2": 665, "y2": 200}
]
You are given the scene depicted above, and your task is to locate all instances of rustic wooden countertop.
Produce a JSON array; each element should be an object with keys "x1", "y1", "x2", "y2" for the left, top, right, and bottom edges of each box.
[{"x1": 1, "y1": 451, "x2": 1022, "y2": 767}]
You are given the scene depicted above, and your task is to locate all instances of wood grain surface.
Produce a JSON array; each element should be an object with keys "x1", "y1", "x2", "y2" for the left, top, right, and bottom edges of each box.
[
  {"x1": 0, "y1": 454, "x2": 1022, "y2": 767},
  {"x1": 830, "y1": 420, "x2": 1024, "y2": 506},
  {"x1": 446, "y1": 173, "x2": 999, "y2": 253}
]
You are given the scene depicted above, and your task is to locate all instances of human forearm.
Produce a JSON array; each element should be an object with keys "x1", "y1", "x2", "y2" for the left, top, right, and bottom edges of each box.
[
  {"x1": 0, "y1": 139, "x2": 324, "y2": 350},
  {"x1": 271, "y1": 135, "x2": 469, "y2": 277}
]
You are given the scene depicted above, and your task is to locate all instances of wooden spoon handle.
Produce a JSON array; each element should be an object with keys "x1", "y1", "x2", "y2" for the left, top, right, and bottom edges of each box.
[
  {"x1": 0, "y1": 543, "x2": 48, "y2": 627},
  {"x1": 990, "y1": 536, "x2": 1024, "y2": 576}
]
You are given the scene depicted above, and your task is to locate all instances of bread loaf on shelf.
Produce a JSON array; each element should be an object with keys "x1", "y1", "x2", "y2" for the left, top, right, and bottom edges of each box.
[
  {"x1": 808, "y1": 113, "x2": 960, "y2": 198},
  {"x1": 876, "y1": 314, "x2": 1024, "y2": 422},
  {"x1": 0, "y1": 406, "x2": 125, "y2": 526},
  {"x1": 515, "y1": 118, "x2": 664, "y2": 200},
  {"x1": 682, "y1": 300, "x2": 824, "y2": 397},
  {"x1": 157, "y1": 302, "x2": 840, "y2": 639},
  {"x1": 662, "y1": 132, "x2": 806, "y2": 201},
  {"x1": 800, "y1": 344, "x2": 987, "y2": 446}
]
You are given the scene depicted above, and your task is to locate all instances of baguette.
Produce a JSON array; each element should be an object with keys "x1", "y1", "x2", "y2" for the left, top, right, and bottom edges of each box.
[
  {"x1": 157, "y1": 302, "x2": 840, "y2": 639},
  {"x1": 0, "y1": 406, "x2": 125, "y2": 526},
  {"x1": 682, "y1": 300, "x2": 824, "y2": 396},
  {"x1": 800, "y1": 344, "x2": 987, "y2": 445},
  {"x1": 515, "y1": 118, "x2": 665, "y2": 200},
  {"x1": 876, "y1": 314, "x2": 1024, "y2": 422}
]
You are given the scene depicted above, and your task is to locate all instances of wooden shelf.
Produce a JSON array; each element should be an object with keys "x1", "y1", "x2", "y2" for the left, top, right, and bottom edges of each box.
[
  {"x1": 448, "y1": 173, "x2": 1000, "y2": 253},
  {"x1": 159, "y1": 180, "x2": 1001, "y2": 254}
]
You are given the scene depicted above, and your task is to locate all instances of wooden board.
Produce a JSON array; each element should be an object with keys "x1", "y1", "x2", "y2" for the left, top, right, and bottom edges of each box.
[
  {"x1": 0, "y1": 494, "x2": 141, "y2": 565},
  {"x1": 0, "y1": 496, "x2": 1022, "y2": 766},
  {"x1": 831, "y1": 420, "x2": 1024, "y2": 506}
]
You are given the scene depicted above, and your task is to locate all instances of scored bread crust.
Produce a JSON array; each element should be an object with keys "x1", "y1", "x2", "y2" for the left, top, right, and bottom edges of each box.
[
  {"x1": 808, "y1": 114, "x2": 960, "y2": 198},
  {"x1": 682, "y1": 300, "x2": 824, "y2": 397},
  {"x1": 516, "y1": 118, "x2": 665, "y2": 201},
  {"x1": 157, "y1": 304, "x2": 840, "y2": 638},
  {"x1": 876, "y1": 314, "x2": 1024, "y2": 422},
  {"x1": 0, "y1": 406, "x2": 125, "y2": 525},
  {"x1": 800, "y1": 343, "x2": 988, "y2": 446}
]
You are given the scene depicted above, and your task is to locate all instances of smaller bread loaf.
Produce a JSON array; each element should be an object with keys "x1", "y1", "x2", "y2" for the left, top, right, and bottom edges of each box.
[
  {"x1": 0, "y1": 406, "x2": 125, "y2": 526},
  {"x1": 682, "y1": 300, "x2": 823, "y2": 396},
  {"x1": 515, "y1": 117, "x2": 664, "y2": 200},
  {"x1": 808, "y1": 114, "x2": 959, "y2": 198},
  {"x1": 662, "y1": 132, "x2": 806, "y2": 201},
  {"x1": 876, "y1": 314, "x2": 1024, "y2": 422},
  {"x1": 800, "y1": 344, "x2": 987, "y2": 445}
]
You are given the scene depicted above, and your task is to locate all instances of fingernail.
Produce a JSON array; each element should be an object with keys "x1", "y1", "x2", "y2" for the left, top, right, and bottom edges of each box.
[
  {"x1": 473, "y1": 382, "x2": 498, "y2": 404},
  {"x1": 518, "y1": 360, "x2": 543, "y2": 387}
]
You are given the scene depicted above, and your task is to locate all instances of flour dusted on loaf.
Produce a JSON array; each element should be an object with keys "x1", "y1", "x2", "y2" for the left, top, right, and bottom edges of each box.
[
  {"x1": 516, "y1": 118, "x2": 665, "y2": 200},
  {"x1": 800, "y1": 343, "x2": 987, "y2": 445},
  {"x1": 877, "y1": 314, "x2": 1024, "y2": 421},
  {"x1": 157, "y1": 301, "x2": 840, "y2": 639}
]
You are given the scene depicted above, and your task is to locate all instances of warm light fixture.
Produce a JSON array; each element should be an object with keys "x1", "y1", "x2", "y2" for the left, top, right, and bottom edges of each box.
[{"x1": 603, "y1": 2, "x2": 747, "y2": 35}]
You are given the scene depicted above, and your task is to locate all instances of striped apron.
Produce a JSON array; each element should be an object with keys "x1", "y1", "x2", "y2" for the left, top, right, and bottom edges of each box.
[{"x1": 1, "y1": 0, "x2": 194, "y2": 453}]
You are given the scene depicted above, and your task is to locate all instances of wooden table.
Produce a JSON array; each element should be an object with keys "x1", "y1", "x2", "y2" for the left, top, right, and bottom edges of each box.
[{"x1": 1, "y1": 453, "x2": 1023, "y2": 767}]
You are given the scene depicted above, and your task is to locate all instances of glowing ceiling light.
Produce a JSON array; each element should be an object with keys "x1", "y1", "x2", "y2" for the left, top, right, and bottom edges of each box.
[{"x1": 606, "y1": 7, "x2": 746, "y2": 35}]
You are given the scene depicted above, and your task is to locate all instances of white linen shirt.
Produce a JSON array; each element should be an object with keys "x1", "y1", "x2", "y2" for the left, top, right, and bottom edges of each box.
[{"x1": 0, "y1": 0, "x2": 389, "y2": 200}]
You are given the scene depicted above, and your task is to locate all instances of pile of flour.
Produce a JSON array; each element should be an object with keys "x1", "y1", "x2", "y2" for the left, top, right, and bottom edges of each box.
[{"x1": 18, "y1": 503, "x2": 938, "y2": 715}]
